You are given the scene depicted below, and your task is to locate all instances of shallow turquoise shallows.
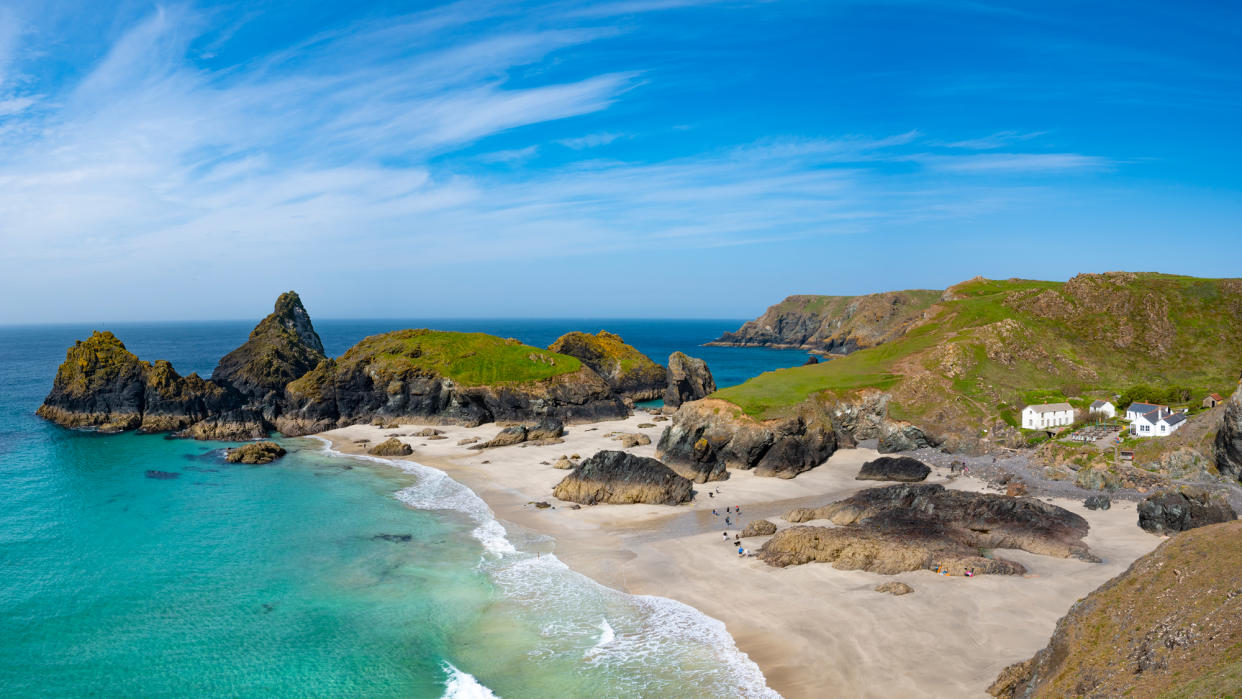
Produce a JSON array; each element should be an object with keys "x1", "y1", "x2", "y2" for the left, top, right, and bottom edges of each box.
[{"x1": 0, "y1": 320, "x2": 807, "y2": 698}]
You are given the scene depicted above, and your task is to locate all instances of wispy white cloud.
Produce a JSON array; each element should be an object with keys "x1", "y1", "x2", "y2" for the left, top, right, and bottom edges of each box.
[
  {"x1": 921, "y1": 152, "x2": 1111, "y2": 173},
  {"x1": 557, "y1": 131, "x2": 627, "y2": 149},
  {"x1": 943, "y1": 130, "x2": 1045, "y2": 150}
]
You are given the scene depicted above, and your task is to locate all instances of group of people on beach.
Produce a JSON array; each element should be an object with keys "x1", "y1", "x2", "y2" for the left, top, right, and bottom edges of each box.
[{"x1": 711, "y1": 502, "x2": 750, "y2": 557}]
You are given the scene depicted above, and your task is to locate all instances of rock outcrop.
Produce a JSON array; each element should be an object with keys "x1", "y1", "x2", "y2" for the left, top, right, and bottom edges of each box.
[
  {"x1": 1137, "y1": 487, "x2": 1236, "y2": 535},
  {"x1": 708, "y1": 290, "x2": 942, "y2": 354},
  {"x1": 225, "y1": 441, "x2": 287, "y2": 464},
  {"x1": 856, "y1": 456, "x2": 930, "y2": 482},
  {"x1": 368, "y1": 437, "x2": 413, "y2": 456},
  {"x1": 278, "y1": 330, "x2": 628, "y2": 435},
  {"x1": 874, "y1": 581, "x2": 913, "y2": 596},
  {"x1": 656, "y1": 399, "x2": 838, "y2": 482},
  {"x1": 663, "y1": 352, "x2": 716, "y2": 408},
  {"x1": 741, "y1": 519, "x2": 777, "y2": 537},
  {"x1": 769, "y1": 484, "x2": 1097, "y2": 575},
  {"x1": 211, "y1": 291, "x2": 325, "y2": 406},
  {"x1": 1214, "y1": 383, "x2": 1242, "y2": 481},
  {"x1": 989, "y1": 521, "x2": 1242, "y2": 698},
  {"x1": 548, "y1": 331, "x2": 667, "y2": 402},
  {"x1": 35, "y1": 331, "x2": 262, "y2": 438},
  {"x1": 469, "y1": 418, "x2": 566, "y2": 449},
  {"x1": 552, "y1": 450, "x2": 694, "y2": 506}
]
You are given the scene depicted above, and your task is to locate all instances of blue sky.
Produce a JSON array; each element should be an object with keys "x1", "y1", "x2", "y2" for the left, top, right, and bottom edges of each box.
[{"x1": 0, "y1": 0, "x2": 1239, "y2": 323}]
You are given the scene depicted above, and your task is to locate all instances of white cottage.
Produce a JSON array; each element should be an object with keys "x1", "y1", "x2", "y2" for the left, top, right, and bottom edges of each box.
[
  {"x1": 1130, "y1": 409, "x2": 1187, "y2": 437},
  {"x1": 1089, "y1": 400, "x2": 1116, "y2": 418},
  {"x1": 1125, "y1": 402, "x2": 1168, "y2": 422},
  {"x1": 1021, "y1": 402, "x2": 1075, "y2": 430}
]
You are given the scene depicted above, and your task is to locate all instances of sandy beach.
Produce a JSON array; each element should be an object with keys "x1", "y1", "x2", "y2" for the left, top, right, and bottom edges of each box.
[{"x1": 321, "y1": 414, "x2": 1163, "y2": 698}]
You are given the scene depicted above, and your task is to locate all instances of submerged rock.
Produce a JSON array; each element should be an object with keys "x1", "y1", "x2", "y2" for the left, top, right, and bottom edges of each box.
[
  {"x1": 855, "y1": 456, "x2": 930, "y2": 482},
  {"x1": 145, "y1": 470, "x2": 180, "y2": 480},
  {"x1": 368, "y1": 437, "x2": 413, "y2": 456},
  {"x1": 1137, "y1": 487, "x2": 1236, "y2": 535},
  {"x1": 663, "y1": 352, "x2": 716, "y2": 408},
  {"x1": 225, "y1": 441, "x2": 287, "y2": 464},
  {"x1": 552, "y1": 450, "x2": 693, "y2": 506}
]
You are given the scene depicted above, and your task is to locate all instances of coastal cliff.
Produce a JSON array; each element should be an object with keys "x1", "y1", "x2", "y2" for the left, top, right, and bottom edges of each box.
[
  {"x1": 1214, "y1": 382, "x2": 1242, "y2": 482},
  {"x1": 989, "y1": 520, "x2": 1242, "y2": 698},
  {"x1": 708, "y1": 290, "x2": 942, "y2": 354},
  {"x1": 276, "y1": 329, "x2": 628, "y2": 435},
  {"x1": 547, "y1": 331, "x2": 667, "y2": 402}
]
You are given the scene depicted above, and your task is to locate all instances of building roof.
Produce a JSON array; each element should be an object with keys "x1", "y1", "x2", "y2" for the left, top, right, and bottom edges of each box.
[
  {"x1": 1161, "y1": 413, "x2": 1187, "y2": 427},
  {"x1": 1209, "y1": 393, "x2": 1225, "y2": 402},
  {"x1": 1090, "y1": 400, "x2": 1111, "y2": 408},
  {"x1": 1025, "y1": 402, "x2": 1073, "y2": 414},
  {"x1": 1127, "y1": 402, "x2": 1167, "y2": 414}
]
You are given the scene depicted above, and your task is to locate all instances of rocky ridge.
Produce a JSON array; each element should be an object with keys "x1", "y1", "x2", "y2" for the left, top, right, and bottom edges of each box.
[{"x1": 548, "y1": 331, "x2": 667, "y2": 402}]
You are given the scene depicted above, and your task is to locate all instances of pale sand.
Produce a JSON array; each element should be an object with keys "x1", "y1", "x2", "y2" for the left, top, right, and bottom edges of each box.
[{"x1": 320, "y1": 415, "x2": 1162, "y2": 698}]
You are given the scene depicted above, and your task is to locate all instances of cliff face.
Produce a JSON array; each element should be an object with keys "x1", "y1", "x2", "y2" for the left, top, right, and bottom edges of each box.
[
  {"x1": 709, "y1": 290, "x2": 942, "y2": 354},
  {"x1": 1214, "y1": 383, "x2": 1242, "y2": 482},
  {"x1": 547, "y1": 331, "x2": 667, "y2": 402},
  {"x1": 990, "y1": 520, "x2": 1242, "y2": 698},
  {"x1": 211, "y1": 291, "x2": 325, "y2": 404},
  {"x1": 277, "y1": 329, "x2": 629, "y2": 435},
  {"x1": 35, "y1": 331, "x2": 263, "y2": 439}
]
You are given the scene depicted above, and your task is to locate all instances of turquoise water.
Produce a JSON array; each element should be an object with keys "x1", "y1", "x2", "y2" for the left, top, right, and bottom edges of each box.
[{"x1": 0, "y1": 320, "x2": 805, "y2": 697}]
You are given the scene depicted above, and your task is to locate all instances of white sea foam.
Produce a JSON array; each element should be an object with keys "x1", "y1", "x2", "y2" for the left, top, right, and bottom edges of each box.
[
  {"x1": 312, "y1": 436, "x2": 779, "y2": 698},
  {"x1": 441, "y1": 662, "x2": 499, "y2": 699}
]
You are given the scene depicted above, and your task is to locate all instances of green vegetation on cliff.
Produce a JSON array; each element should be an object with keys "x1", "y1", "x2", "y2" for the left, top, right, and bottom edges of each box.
[
  {"x1": 288, "y1": 329, "x2": 582, "y2": 394},
  {"x1": 714, "y1": 274, "x2": 1242, "y2": 439}
]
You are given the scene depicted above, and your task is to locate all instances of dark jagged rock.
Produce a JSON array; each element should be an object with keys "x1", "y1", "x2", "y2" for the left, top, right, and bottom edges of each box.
[
  {"x1": 1137, "y1": 487, "x2": 1236, "y2": 535},
  {"x1": 803, "y1": 355, "x2": 819, "y2": 365},
  {"x1": 225, "y1": 441, "x2": 287, "y2": 464},
  {"x1": 1214, "y1": 383, "x2": 1242, "y2": 482},
  {"x1": 527, "y1": 417, "x2": 565, "y2": 441},
  {"x1": 778, "y1": 483, "x2": 1097, "y2": 569},
  {"x1": 368, "y1": 437, "x2": 413, "y2": 456},
  {"x1": 663, "y1": 352, "x2": 716, "y2": 408},
  {"x1": 211, "y1": 291, "x2": 325, "y2": 404},
  {"x1": 989, "y1": 521, "x2": 1242, "y2": 698},
  {"x1": 1083, "y1": 494, "x2": 1111, "y2": 510},
  {"x1": 552, "y1": 450, "x2": 693, "y2": 506},
  {"x1": 469, "y1": 418, "x2": 566, "y2": 450},
  {"x1": 877, "y1": 423, "x2": 937, "y2": 453},
  {"x1": 548, "y1": 331, "x2": 667, "y2": 402},
  {"x1": 741, "y1": 519, "x2": 777, "y2": 537},
  {"x1": 856, "y1": 456, "x2": 930, "y2": 482},
  {"x1": 656, "y1": 399, "x2": 837, "y2": 482},
  {"x1": 278, "y1": 330, "x2": 628, "y2": 435}
]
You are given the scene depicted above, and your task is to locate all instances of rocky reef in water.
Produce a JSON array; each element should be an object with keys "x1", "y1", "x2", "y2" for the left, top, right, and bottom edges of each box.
[
  {"x1": 552, "y1": 450, "x2": 694, "y2": 505},
  {"x1": 760, "y1": 483, "x2": 1096, "y2": 575},
  {"x1": 39, "y1": 293, "x2": 640, "y2": 440},
  {"x1": 548, "y1": 331, "x2": 668, "y2": 403},
  {"x1": 989, "y1": 520, "x2": 1242, "y2": 698}
]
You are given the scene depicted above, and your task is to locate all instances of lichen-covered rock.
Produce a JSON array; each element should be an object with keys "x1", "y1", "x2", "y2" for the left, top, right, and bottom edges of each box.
[
  {"x1": 782, "y1": 483, "x2": 1097, "y2": 563},
  {"x1": 612, "y1": 432, "x2": 652, "y2": 448},
  {"x1": 663, "y1": 352, "x2": 716, "y2": 408},
  {"x1": 760, "y1": 525, "x2": 1027, "y2": 576},
  {"x1": 553, "y1": 457, "x2": 575, "y2": 469},
  {"x1": 1215, "y1": 383, "x2": 1242, "y2": 482},
  {"x1": 656, "y1": 399, "x2": 837, "y2": 482},
  {"x1": 548, "y1": 331, "x2": 668, "y2": 402},
  {"x1": 741, "y1": 519, "x2": 777, "y2": 537},
  {"x1": 225, "y1": 441, "x2": 287, "y2": 464},
  {"x1": 368, "y1": 437, "x2": 413, "y2": 456},
  {"x1": 552, "y1": 450, "x2": 693, "y2": 506},
  {"x1": 526, "y1": 417, "x2": 565, "y2": 441},
  {"x1": 875, "y1": 581, "x2": 913, "y2": 596},
  {"x1": 1137, "y1": 487, "x2": 1236, "y2": 535},
  {"x1": 989, "y1": 521, "x2": 1242, "y2": 698},
  {"x1": 856, "y1": 456, "x2": 930, "y2": 482},
  {"x1": 1083, "y1": 494, "x2": 1111, "y2": 510},
  {"x1": 212, "y1": 291, "x2": 325, "y2": 403}
]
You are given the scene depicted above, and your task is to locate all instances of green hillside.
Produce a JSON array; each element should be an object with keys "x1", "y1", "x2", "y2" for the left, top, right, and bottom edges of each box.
[{"x1": 714, "y1": 273, "x2": 1242, "y2": 435}]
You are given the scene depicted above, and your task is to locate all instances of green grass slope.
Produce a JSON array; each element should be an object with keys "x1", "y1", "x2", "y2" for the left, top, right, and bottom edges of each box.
[{"x1": 714, "y1": 273, "x2": 1242, "y2": 438}]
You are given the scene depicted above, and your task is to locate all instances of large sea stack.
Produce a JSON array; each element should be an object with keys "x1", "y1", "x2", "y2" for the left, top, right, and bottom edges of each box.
[
  {"x1": 663, "y1": 352, "x2": 715, "y2": 408},
  {"x1": 211, "y1": 291, "x2": 326, "y2": 407}
]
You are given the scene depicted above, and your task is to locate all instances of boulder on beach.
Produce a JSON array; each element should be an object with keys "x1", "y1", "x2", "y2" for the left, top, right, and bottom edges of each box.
[
  {"x1": 855, "y1": 456, "x2": 930, "y2": 482},
  {"x1": 225, "y1": 441, "x2": 287, "y2": 464},
  {"x1": 875, "y1": 581, "x2": 913, "y2": 596},
  {"x1": 764, "y1": 483, "x2": 1097, "y2": 575},
  {"x1": 1137, "y1": 487, "x2": 1236, "y2": 535},
  {"x1": 368, "y1": 437, "x2": 413, "y2": 456},
  {"x1": 552, "y1": 450, "x2": 694, "y2": 506},
  {"x1": 526, "y1": 417, "x2": 565, "y2": 442},
  {"x1": 1083, "y1": 494, "x2": 1111, "y2": 511},
  {"x1": 663, "y1": 352, "x2": 716, "y2": 408},
  {"x1": 471, "y1": 418, "x2": 566, "y2": 449},
  {"x1": 741, "y1": 519, "x2": 778, "y2": 537},
  {"x1": 612, "y1": 432, "x2": 652, "y2": 448}
]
